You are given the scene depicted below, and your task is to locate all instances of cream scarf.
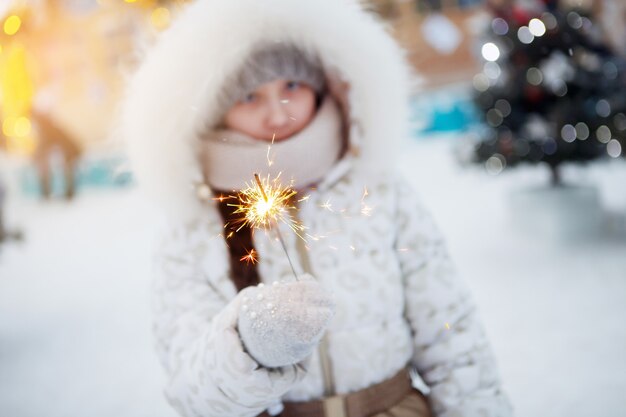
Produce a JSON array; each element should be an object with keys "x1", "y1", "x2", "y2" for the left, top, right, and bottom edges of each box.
[{"x1": 200, "y1": 95, "x2": 343, "y2": 191}]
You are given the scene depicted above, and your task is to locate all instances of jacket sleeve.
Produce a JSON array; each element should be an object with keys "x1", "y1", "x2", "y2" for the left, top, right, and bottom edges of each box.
[
  {"x1": 151, "y1": 222, "x2": 306, "y2": 417},
  {"x1": 393, "y1": 179, "x2": 514, "y2": 417}
]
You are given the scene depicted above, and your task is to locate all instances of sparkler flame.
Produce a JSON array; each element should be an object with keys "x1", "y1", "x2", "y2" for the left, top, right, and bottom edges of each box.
[
  {"x1": 225, "y1": 173, "x2": 307, "y2": 280},
  {"x1": 228, "y1": 173, "x2": 302, "y2": 237}
]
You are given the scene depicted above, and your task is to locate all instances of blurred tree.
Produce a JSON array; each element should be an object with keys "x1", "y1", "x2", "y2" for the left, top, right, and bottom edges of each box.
[{"x1": 472, "y1": 0, "x2": 626, "y2": 184}]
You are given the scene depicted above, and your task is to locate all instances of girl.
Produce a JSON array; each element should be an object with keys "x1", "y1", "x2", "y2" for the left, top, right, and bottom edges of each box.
[{"x1": 122, "y1": 1, "x2": 513, "y2": 416}]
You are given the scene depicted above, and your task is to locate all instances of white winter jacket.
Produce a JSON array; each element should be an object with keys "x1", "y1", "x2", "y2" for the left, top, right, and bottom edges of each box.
[{"x1": 121, "y1": 1, "x2": 514, "y2": 416}]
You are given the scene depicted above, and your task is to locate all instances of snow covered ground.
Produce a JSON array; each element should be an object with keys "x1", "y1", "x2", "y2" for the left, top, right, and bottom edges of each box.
[{"x1": 1, "y1": 139, "x2": 625, "y2": 417}]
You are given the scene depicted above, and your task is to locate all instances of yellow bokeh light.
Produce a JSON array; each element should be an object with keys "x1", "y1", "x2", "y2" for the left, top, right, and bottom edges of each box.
[
  {"x1": 4, "y1": 15, "x2": 22, "y2": 36},
  {"x1": 151, "y1": 7, "x2": 171, "y2": 31},
  {"x1": 124, "y1": 0, "x2": 138, "y2": 3},
  {"x1": 14, "y1": 116, "x2": 31, "y2": 137},
  {"x1": 3, "y1": 117, "x2": 16, "y2": 137}
]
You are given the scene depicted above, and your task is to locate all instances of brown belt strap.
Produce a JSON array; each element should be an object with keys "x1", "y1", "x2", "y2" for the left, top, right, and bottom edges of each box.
[{"x1": 272, "y1": 367, "x2": 413, "y2": 417}]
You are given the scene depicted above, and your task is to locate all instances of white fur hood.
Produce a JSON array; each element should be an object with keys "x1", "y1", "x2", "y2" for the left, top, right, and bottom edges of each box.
[{"x1": 120, "y1": 0, "x2": 412, "y2": 220}]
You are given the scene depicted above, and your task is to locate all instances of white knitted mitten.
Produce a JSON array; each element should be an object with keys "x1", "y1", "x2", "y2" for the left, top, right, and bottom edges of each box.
[{"x1": 237, "y1": 274, "x2": 335, "y2": 368}]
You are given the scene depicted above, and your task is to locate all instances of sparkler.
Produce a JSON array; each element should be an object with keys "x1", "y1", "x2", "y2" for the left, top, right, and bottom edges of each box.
[{"x1": 228, "y1": 173, "x2": 304, "y2": 280}]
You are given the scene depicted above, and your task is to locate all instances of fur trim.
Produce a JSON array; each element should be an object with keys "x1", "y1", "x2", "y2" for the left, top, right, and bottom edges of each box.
[{"x1": 120, "y1": 0, "x2": 412, "y2": 220}]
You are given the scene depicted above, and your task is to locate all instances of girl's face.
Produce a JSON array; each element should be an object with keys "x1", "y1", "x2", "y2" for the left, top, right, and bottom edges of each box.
[{"x1": 224, "y1": 79, "x2": 317, "y2": 142}]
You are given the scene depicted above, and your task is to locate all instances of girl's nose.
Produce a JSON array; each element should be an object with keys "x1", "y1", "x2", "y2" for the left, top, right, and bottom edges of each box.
[{"x1": 266, "y1": 98, "x2": 290, "y2": 128}]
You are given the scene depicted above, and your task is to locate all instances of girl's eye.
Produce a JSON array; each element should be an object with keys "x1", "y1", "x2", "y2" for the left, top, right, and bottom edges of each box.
[
  {"x1": 242, "y1": 93, "x2": 257, "y2": 103},
  {"x1": 286, "y1": 81, "x2": 300, "y2": 91}
]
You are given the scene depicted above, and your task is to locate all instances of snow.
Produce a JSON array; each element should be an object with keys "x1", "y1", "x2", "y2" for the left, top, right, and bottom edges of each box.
[{"x1": 1, "y1": 139, "x2": 625, "y2": 417}]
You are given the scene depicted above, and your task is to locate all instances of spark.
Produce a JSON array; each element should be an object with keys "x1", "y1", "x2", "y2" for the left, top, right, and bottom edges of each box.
[
  {"x1": 350, "y1": 245, "x2": 356, "y2": 251},
  {"x1": 216, "y1": 234, "x2": 232, "y2": 249},
  {"x1": 304, "y1": 232, "x2": 318, "y2": 241},
  {"x1": 444, "y1": 322, "x2": 451, "y2": 330},
  {"x1": 267, "y1": 147, "x2": 274, "y2": 166},
  {"x1": 213, "y1": 194, "x2": 234, "y2": 203},
  {"x1": 320, "y1": 199, "x2": 333, "y2": 211},
  {"x1": 266, "y1": 133, "x2": 276, "y2": 167},
  {"x1": 227, "y1": 173, "x2": 302, "y2": 236},
  {"x1": 240, "y1": 248, "x2": 259, "y2": 265},
  {"x1": 360, "y1": 186, "x2": 373, "y2": 216},
  {"x1": 398, "y1": 248, "x2": 409, "y2": 252}
]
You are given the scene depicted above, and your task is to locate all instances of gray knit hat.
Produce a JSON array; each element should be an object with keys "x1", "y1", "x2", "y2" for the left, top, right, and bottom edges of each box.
[{"x1": 218, "y1": 43, "x2": 327, "y2": 116}]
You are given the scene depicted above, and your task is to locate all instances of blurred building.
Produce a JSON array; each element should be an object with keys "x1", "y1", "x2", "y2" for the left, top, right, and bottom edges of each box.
[
  {"x1": 0, "y1": 0, "x2": 186, "y2": 156},
  {"x1": 365, "y1": 0, "x2": 487, "y2": 87}
]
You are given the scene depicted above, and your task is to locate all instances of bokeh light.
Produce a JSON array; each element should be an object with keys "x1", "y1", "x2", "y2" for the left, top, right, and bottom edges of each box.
[
  {"x1": 595, "y1": 99, "x2": 611, "y2": 118},
  {"x1": 542, "y1": 12, "x2": 558, "y2": 30},
  {"x1": 484, "y1": 62, "x2": 501, "y2": 79},
  {"x1": 574, "y1": 122, "x2": 589, "y2": 140},
  {"x1": 553, "y1": 80, "x2": 568, "y2": 97},
  {"x1": 481, "y1": 42, "x2": 500, "y2": 62},
  {"x1": 3, "y1": 15, "x2": 21, "y2": 36},
  {"x1": 561, "y1": 124, "x2": 576, "y2": 142},
  {"x1": 528, "y1": 18, "x2": 546, "y2": 37},
  {"x1": 526, "y1": 67, "x2": 543, "y2": 85},
  {"x1": 567, "y1": 11, "x2": 583, "y2": 29},
  {"x1": 485, "y1": 154, "x2": 505, "y2": 175},
  {"x1": 2, "y1": 117, "x2": 15, "y2": 137},
  {"x1": 486, "y1": 109, "x2": 503, "y2": 127},
  {"x1": 614, "y1": 113, "x2": 626, "y2": 131},
  {"x1": 517, "y1": 27, "x2": 534, "y2": 44},
  {"x1": 495, "y1": 99, "x2": 511, "y2": 117},
  {"x1": 491, "y1": 17, "x2": 509, "y2": 35},
  {"x1": 607, "y1": 139, "x2": 622, "y2": 158},
  {"x1": 542, "y1": 138, "x2": 558, "y2": 155},
  {"x1": 596, "y1": 125, "x2": 612, "y2": 143},
  {"x1": 14, "y1": 116, "x2": 31, "y2": 137},
  {"x1": 473, "y1": 73, "x2": 490, "y2": 92}
]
